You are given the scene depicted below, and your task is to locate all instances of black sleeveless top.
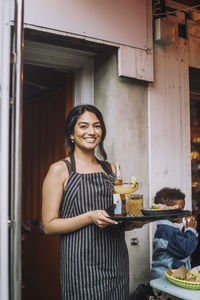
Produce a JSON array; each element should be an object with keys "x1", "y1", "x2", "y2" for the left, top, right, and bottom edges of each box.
[{"x1": 60, "y1": 154, "x2": 129, "y2": 300}]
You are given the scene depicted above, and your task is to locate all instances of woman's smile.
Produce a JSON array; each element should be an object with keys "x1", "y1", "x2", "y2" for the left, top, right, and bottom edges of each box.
[{"x1": 84, "y1": 137, "x2": 96, "y2": 142}]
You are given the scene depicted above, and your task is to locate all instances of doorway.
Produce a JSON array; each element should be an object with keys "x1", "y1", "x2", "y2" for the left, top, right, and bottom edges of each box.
[
  {"x1": 22, "y1": 64, "x2": 73, "y2": 300},
  {"x1": 190, "y1": 67, "x2": 200, "y2": 217},
  {"x1": 190, "y1": 67, "x2": 200, "y2": 268}
]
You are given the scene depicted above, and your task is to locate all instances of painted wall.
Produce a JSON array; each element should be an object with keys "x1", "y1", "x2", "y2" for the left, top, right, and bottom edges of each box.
[
  {"x1": 24, "y1": 0, "x2": 147, "y2": 49},
  {"x1": 94, "y1": 52, "x2": 150, "y2": 292},
  {"x1": 23, "y1": 0, "x2": 153, "y2": 82},
  {"x1": 148, "y1": 14, "x2": 192, "y2": 263}
]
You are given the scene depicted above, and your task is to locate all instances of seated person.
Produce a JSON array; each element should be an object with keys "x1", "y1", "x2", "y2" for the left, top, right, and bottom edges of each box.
[{"x1": 151, "y1": 187, "x2": 198, "y2": 280}]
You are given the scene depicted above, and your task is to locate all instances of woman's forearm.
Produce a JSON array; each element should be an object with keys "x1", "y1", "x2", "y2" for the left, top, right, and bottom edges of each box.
[{"x1": 43, "y1": 212, "x2": 92, "y2": 235}]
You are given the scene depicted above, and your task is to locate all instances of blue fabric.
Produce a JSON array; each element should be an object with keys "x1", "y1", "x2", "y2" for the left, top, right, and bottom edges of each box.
[{"x1": 151, "y1": 220, "x2": 198, "y2": 280}]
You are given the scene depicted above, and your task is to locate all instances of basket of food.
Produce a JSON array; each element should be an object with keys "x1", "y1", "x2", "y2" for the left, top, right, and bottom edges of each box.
[{"x1": 165, "y1": 266, "x2": 200, "y2": 290}]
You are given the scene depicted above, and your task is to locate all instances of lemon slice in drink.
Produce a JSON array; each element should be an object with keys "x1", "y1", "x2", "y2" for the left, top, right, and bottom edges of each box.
[{"x1": 131, "y1": 176, "x2": 137, "y2": 187}]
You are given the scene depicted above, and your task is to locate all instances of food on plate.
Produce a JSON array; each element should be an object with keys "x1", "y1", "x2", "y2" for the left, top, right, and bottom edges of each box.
[
  {"x1": 151, "y1": 203, "x2": 179, "y2": 210},
  {"x1": 151, "y1": 204, "x2": 161, "y2": 209}
]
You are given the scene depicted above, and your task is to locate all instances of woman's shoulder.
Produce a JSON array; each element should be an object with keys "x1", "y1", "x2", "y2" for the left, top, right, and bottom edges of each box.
[{"x1": 48, "y1": 159, "x2": 70, "y2": 177}]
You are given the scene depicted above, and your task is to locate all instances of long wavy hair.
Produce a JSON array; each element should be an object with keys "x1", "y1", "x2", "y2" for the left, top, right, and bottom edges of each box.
[{"x1": 64, "y1": 104, "x2": 107, "y2": 160}]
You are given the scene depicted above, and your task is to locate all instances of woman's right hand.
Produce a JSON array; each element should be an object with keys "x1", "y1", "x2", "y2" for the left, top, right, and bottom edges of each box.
[{"x1": 88, "y1": 210, "x2": 117, "y2": 228}]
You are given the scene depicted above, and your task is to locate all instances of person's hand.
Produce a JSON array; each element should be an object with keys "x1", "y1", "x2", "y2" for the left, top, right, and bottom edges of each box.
[
  {"x1": 185, "y1": 216, "x2": 197, "y2": 230},
  {"x1": 89, "y1": 210, "x2": 117, "y2": 228}
]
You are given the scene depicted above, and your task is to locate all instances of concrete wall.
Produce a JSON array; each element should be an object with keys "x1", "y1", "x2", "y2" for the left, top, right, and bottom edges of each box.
[
  {"x1": 149, "y1": 16, "x2": 191, "y2": 210},
  {"x1": 148, "y1": 14, "x2": 192, "y2": 266},
  {"x1": 94, "y1": 52, "x2": 150, "y2": 292}
]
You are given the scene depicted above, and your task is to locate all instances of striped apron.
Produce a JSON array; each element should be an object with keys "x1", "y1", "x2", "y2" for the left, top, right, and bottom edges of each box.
[{"x1": 60, "y1": 155, "x2": 129, "y2": 300}]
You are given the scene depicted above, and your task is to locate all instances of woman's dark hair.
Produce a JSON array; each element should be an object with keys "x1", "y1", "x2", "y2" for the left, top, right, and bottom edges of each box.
[
  {"x1": 154, "y1": 187, "x2": 185, "y2": 206},
  {"x1": 64, "y1": 104, "x2": 107, "y2": 160}
]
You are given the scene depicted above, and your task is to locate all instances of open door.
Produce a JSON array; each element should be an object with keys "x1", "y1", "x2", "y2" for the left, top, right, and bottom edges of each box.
[
  {"x1": 0, "y1": 1, "x2": 24, "y2": 300},
  {"x1": 22, "y1": 65, "x2": 74, "y2": 300}
]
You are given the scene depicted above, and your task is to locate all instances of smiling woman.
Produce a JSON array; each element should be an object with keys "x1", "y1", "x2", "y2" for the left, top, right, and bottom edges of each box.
[
  {"x1": 42, "y1": 104, "x2": 130, "y2": 300},
  {"x1": 64, "y1": 104, "x2": 107, "y2": 161},
  {"x1": 70, "y1": 111, "x2": 103, "y2": 156}
]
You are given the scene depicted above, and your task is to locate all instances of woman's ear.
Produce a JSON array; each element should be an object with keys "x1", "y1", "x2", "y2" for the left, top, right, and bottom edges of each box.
[{"x1": 70, "y1": 135, "x2": 75, "y2": 143}]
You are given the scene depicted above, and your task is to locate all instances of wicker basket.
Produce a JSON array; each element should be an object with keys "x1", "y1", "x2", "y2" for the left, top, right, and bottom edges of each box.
[{"x1": 165, "y1": 271, "x2": 200, "y2": 290}]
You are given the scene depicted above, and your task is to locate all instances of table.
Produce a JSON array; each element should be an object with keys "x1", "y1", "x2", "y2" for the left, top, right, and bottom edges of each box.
[{"x1": 150, "y1": 278, "x2": 200, "y2": 300}]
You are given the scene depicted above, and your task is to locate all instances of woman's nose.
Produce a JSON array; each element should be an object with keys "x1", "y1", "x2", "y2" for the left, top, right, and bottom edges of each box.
[{"x1": 87, "y1": 126, "x2": 95, "y2": 134}]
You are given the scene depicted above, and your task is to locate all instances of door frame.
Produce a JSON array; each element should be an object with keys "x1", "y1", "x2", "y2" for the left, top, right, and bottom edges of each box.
[
  {"x1": 24, "y1": 39, "x2": 95, "y2": 106},
  {"x1": 0, "y1": 1, "x2": 24, "y2": 300},
  {"x1": 10, "y1": 1, "x2": 24, "y2": 300},
  {"x1": 0, "y1": 1, "x2": 11, "y2": 299}
]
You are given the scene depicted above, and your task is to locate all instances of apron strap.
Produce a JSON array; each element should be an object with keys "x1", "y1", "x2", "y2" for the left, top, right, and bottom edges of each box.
[
  {"x1": 96, "y1": 159, "x2": 113, "y2": 175},
  {"x1": 62, "y1": 159, "x2": 72, "y2": 175},
  {"x1": 70, "y1": 153, "x2": 76, "y2": 172}
]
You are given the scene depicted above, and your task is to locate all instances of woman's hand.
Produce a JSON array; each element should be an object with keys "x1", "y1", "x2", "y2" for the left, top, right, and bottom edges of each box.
[{"x1": 89, "y1": 210, "x2": 117, "y2": 228}]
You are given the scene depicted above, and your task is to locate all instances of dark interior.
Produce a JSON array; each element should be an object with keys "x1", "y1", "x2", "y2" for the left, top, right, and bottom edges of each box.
[{"x1": 23, "y1": 64, "x2": 69, "y2": 102}]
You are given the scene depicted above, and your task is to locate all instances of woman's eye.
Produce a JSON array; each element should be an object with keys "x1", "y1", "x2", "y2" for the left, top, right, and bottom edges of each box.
[
  {"x1": 80, "y1": 125, "x2": 87, "y2": 129},
  {"x1": 95, "y1": 125, "x2": 101, "y2": 129}
]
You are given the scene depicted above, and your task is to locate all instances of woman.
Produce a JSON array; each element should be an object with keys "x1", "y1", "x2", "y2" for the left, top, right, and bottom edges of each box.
[{"x1": 42, "y1": 104, "x2": 129, "y2": 300}]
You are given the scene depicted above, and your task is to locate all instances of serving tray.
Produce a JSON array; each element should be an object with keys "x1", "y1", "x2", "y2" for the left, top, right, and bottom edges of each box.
[
  {"x1": 109, "y1": 210, "x2": 191, "y2": 222},
  {"x1": 142, "y1": 208, "x2": 181, "y2": 216}
]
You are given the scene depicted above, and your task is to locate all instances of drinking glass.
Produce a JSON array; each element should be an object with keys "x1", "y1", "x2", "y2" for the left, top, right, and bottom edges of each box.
[
  {"x1": 114, "y1": 183, "x2": 138, "y2": 216},
  {"x1": 127, "y1": 194, "x2": 143, "y2": 216}
]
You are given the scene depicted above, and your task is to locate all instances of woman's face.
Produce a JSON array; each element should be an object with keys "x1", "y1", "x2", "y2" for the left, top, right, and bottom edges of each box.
[{"x1": 71, "y1": 111, "x2": 102, "y2": 151}]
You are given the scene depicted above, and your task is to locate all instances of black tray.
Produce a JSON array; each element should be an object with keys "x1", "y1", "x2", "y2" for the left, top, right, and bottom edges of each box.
[
  {"x1": 142, "y1": 208, "x2": 181, "y2": 216},
  {"x1": 109, "y1": 210, "x2": 191, "y2": 222}
]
